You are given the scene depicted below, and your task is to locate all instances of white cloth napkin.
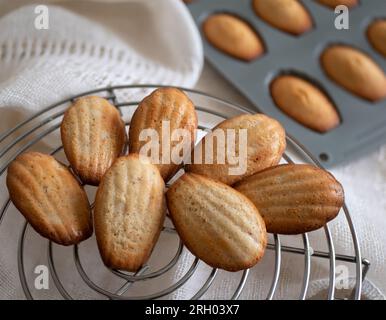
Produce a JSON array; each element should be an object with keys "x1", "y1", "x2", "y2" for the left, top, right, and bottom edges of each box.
[
  {"x1": 0, "y1": 0, "x2": 203, "y2": 138},
  {"x1": 0, "y1": 0, "x2": 385, "y2": 300}
]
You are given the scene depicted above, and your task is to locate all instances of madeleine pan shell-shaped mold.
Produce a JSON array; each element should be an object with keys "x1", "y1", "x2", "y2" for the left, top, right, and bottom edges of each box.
[{"x1": 188, "y1": 0, "x2": 386, "y2": 167}]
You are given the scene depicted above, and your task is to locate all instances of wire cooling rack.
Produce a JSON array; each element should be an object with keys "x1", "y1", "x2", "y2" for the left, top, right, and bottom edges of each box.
[{"x1": 0, "y1": 85, "x2": 368, "y2": 300}]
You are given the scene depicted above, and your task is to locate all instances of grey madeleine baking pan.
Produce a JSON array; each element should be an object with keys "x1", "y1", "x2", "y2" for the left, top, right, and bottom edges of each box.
[{"x1": 188, "y1": 0, "x2": 386, "y2": 167}]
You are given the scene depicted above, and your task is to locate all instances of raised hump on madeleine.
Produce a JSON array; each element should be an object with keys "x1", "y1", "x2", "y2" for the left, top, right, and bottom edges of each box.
[
  {"x1": 166, "y1": 173, "x2": 267, "y2": 271},
  {"x1": 321, "y1": 45, "x2": 386, "y2": 102},
  {"x1": 367, "y1": 19, "x2": 386, "y2": 58},
  {"x1": 271, "y1": 74, "x2": 340, "y2": 133},
  {"x1": 129, "y1": 87, "x2": 198, "y2": 182},
  {"x1": 6, "y1": 152, "x2": 92, "y2": 245},
  {"x1": 94, "y1": 154, "x2": 166, "y2": 272},
  {"x1": 185, "y1": 113, "x2": 286, "y2": 185},
  {"x1": 234, "y1": 164, "x2": 344, "y2": 234},
  {"x1": 61, "y1": 95, "x2": 126, "y2": 186},
  {"x1": 203, "y1": 13, "x2": 265, "y2": 61},
  {"x1": 253, "y1": 0, "x2": 313, "y2": 36}
]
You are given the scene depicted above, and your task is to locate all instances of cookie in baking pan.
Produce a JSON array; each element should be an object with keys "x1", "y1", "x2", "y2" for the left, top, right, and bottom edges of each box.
[
  {"x1": 321, "y1": 45, "x2": 386, "y2": 102},
  {"x1": 166, "y1": 173, "x2": 267, "y2": 271},
  {"x1": 252, "y1": 0, "x2": 312, "y2": 35},
  {"x1": 129, "y1": 87, "x2": 197, "y2": 182},
  {"x1": 186, "y1": 113, "x2": 286, "y2": 185},
  {"x1": 271, "y1": 74, "x2": 340, "y2": 133},
  {"x1": 6, "y1": 152, "x2": 92, "y2": 245},
  {"x1": 94, "y1": 154, "x2": 166, "y2": 272},
  {"x1": 367, "y1": 19, "x2": 386, "y2": 58},
  {"x1": 61, "y1": 96, "x2": 126, "y2": 186},
  {"x1": 234, "y1": 164, "x2": 344, "y2": 234},
  {"x1": 317, "y1": 0, "x2": 358, "y2": 9},
  {"x1": 203, "y1": 13, "x2": 264, "y2": 61}
]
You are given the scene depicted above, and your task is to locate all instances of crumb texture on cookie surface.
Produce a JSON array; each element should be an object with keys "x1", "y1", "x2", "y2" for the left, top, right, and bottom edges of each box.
[
  {"x1": 6, "y1": 152, "x2": 92, "y2": 245},
  {"x1": 321, "y1": 45, "x2": 386, "y2": 101},
  {"x1": 253, "y1": 0, "x2": 313, "y2": 35},
  {"x1": 94, "y1": 154, "x2": 166, "y2": 272},
  {"x1": 186, "y1": 113, "x2": 286, "y2": 185},
  {"x1": 203, "y1": 13, "x2": 264, "y2": 61},
  {"x1": 61, "y1": 96, "x2": 126, "y2": 186},
  {"x1": 271, "y1": 75, "x2": 340, "y2": 133},
  {"x1": 129, "y1": 87, "x2": 197, "y2": 182},
  {"x1": 234, "y1": 164, "x2": 344, "y2": 234},
  {"x1": 167, "y1": 173, "x2": 267, "y2": 271}
]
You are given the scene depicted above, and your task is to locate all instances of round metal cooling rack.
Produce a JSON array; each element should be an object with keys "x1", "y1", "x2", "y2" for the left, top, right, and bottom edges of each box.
[{"x1": 0, "y1": 85, "x2": 369, "y2": 300}]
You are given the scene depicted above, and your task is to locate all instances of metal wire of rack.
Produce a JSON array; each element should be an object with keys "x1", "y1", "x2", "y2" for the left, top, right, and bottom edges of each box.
[{"x1": 0, "y1": 85, "x2": 368, "y2": 300}]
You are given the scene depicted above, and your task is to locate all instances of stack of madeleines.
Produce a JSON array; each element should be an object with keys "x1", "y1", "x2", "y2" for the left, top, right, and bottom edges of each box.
[
  {"x1": 202, "y1": 0, "x2": 386, "y2": 133},
  {"x1": 6, "y1": 88, "x2": 344, "y2": 272}
]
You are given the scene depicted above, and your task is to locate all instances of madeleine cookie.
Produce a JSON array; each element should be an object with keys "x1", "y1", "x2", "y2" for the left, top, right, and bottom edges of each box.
[
  {"x1": 203, "y1": 13, "x2": 264, "y2": 61},
  {"x1": 94, "y1": 154, "x2": 166, "y2": 272},
  {"x1": 186, "y1": 114, "x2": 286, "y2": 185},
  {"x1": 321, "y1": 45, "x2": 386, "y2": 101},
  {"x1": 6, "y1": 152, "x2": 92, "y2": 245},
  {"x1": 271, "y1": 75, "x2": 340, "y2": 133},
  {"x1": 129, "y1": 88, "x2": 197, "y2": 182},
  {"x1": 234, "y1": 164, "x2": 344, "y2": 234},
  {"x1": 61, "y1": 96, "x2": 126, "y2": 186},
  {"x1": 317, "y1": 0, "x2": 358, "y2": 9},
  {"x1": 166, "y1": 173, "x2": 267, "y2": 271},
  {"x1": 367, "y1": 19, "x2": 386, "y2": 58},
  {"x1": 253, "y1": 0, "x2": 312, "y2": 35}
]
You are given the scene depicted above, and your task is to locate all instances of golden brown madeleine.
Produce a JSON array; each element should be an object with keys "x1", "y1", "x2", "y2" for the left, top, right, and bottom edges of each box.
[
  {"x1": 129, "y1": 88, "x2": 197, "y2": 182},
  {"x1": 94, "y1": 154, "x2": 166, "y2": 272},
  {"x1": 253, "y1": 0, "x2": 312, "y2": 35},
  {"x1": 271, "y1": 75, "x2": 340, "y2": 133},
  {"x1": 186, "y1": 114, "x2": 286, "y2": 185},
  {"x1": 203, "y1": 13, "x2": 264, "y2": 61},
  {"x1": 6, "y1": 152, "x2": 92, "y2": 245},
  {"x1": 317, "y1": 0, "x2": 358, "y2": 9},
  {"x1": 321, "y1": 45, "x2": 386, "y2": 101},
  {"x1": 367, "y1": 19, "x2": 386, "y2": 58},
  {"x1": 61, "y1": 96, "x2": 126, "y2": 186},
  {"x1": 166, "y1": 173, "x2": 267, "y2": 271},
  {"x1": 234, "y1": 164, "x2": 344, "y2": 234}
]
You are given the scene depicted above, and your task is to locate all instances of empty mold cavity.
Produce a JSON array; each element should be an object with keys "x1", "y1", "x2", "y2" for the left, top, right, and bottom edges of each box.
[
  {"x1": 251, "y1": 0, "x2": 315, "y2": 36},
  {"x1": 201, "y1": 12, "x2": 266, "y2": 62},
  {"x1": 269, "y1": 71, "x2": 342, "y2": 133}
]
